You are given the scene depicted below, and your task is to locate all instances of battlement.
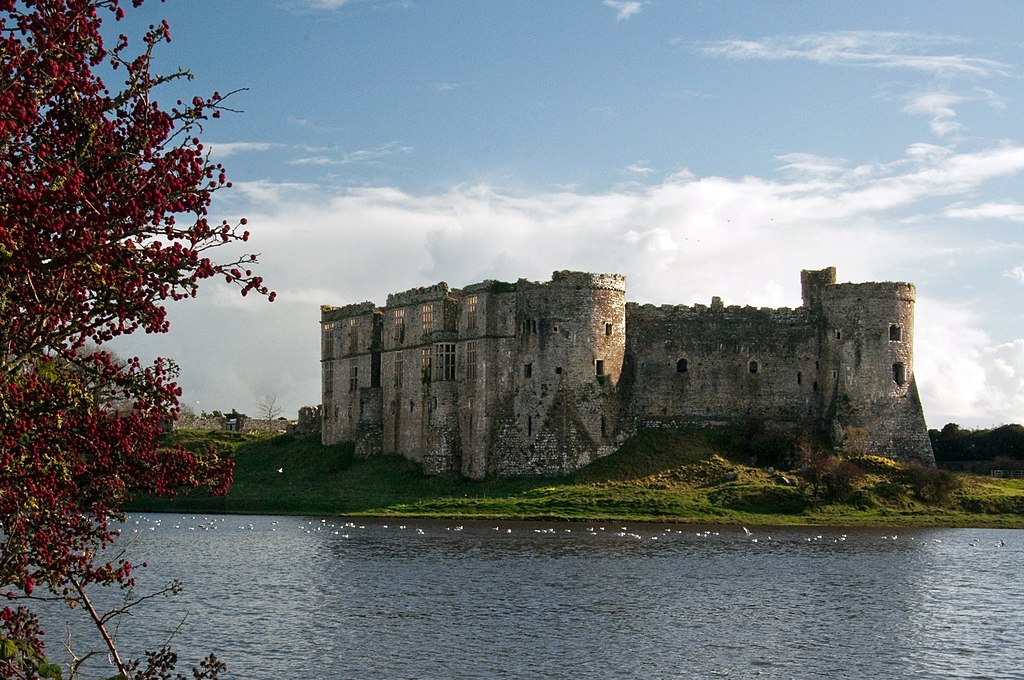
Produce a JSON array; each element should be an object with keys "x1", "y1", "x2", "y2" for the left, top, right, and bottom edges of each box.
[
  {"x1": 826, "y1": 281, "x2": 916, "y2": 302},
  {"x1": 321, "y1": 301, "x2": 377, "y2": 323},
  {"x1": 462, "y1": 279, "x2": 518, "y2": 295},
  {"x1": 549, "y1": 270, "x2": 627, "y2": 291},
  {"x1": 386, "y1": 282, "x2": 453, "y2": 307},
  {"x1": 627, "y1": 301, "x2": 806, "y2": 324}
]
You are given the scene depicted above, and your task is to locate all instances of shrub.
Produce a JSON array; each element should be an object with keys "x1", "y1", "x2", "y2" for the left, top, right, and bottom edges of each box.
[{"x1": 902, "y1": 463, "x2": 961, "y2": 504}]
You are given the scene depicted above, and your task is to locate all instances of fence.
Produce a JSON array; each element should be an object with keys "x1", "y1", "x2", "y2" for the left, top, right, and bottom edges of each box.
[{"x1": 990, "y1": 469, "x2": 1024, "y2": 479}]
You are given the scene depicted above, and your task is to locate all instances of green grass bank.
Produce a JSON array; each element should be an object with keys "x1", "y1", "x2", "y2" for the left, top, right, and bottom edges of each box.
[{"x1": 131, "y1": 428, "x2": 1024, "y2": 528}]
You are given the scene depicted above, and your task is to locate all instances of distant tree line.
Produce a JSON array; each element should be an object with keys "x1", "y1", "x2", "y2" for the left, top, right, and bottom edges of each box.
[{"x1": 929, "y1": 423, "x2": 1024, "y2": 467}]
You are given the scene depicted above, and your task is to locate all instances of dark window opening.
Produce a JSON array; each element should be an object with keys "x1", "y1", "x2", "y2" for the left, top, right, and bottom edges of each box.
[
  {"x1": 812, "y1": 381, "x2": 818, "y2": 392},
  {"x1": 527, "y1": 415, "x2": 533, "y2": 437},
  {"x1": 409, "y1": 400, "x2": 414, "y2": 413},
  {"x1": 605, "y1": 323, "x2": 613, "y2": 336},
  {"x1": 889, "y1": 324, "x2": 903, "y2": 341},
  {"x1": 555, "y1": 366, "x2": 562, "y2": 375},
  {"x1": 595, "y1": 359, "x2": 605, "y2": 376},
  {"x1": 749, "y1": 360, "x2": 759, "y2": 374},
  {"x1": 835, "y1": 330, "x2": 842, "y2": 340},
  {"x1": 893, "y1": 362, "x2": 907, "y2": 386},
  {"x1": 524, "y1": 363, "x2": 533, "y2": 378},
  {"x1": 676, "y1": 358, "x2": 688, "y2": 373},
  {"x1": 797, "y1": 371, "x2": 802, "y2": 385}
]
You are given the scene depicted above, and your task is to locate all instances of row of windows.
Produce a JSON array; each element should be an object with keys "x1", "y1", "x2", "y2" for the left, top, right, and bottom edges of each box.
[
  {"x1": 329, "y1": 317, "x2": 906, "y2": 355},
  {"x1": 321, "y1": 318, "x2": 362, "y2": 355},
  {"x1": 389, "y1": 295, "x2": 480, "y2": 342},
  {"x1": 521, "y1": 319, "x2": 615, "y2": 338},
  {"x1": 674, "y1": 357, "x2": 908, "y2": 385},
  {"x1": 833, "y1": 324, "x2": 905, "y2": 342}
]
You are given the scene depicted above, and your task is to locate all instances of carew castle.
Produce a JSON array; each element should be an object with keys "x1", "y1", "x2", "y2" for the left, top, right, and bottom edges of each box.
[{"x1": 320, "y1": 267, "x2": 934, "y2": 478}]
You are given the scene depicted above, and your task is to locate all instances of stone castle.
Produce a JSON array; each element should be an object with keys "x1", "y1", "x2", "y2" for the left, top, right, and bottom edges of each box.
[{"x1": 320, "y1": 267, "x2": 934, "y2": 478}]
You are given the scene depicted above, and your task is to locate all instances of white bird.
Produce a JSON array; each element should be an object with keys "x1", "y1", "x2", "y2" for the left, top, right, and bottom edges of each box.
[
  {"x1": 743, "y1": 526, "x2": 753, "y2": 537},
  {"x1": 277, "y1": 467, "x2": 283, "y2": 473}
]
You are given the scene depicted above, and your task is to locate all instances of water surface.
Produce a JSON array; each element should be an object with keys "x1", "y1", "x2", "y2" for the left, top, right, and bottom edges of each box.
[{"x1": 39, "y1": 516, "x2": 1023, "y2": 679}]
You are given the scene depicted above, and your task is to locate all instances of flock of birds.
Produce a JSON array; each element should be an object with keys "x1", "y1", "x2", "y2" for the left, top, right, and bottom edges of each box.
[{"x1": 123, "y1": 515, "x2": 1012, "y2": 548}]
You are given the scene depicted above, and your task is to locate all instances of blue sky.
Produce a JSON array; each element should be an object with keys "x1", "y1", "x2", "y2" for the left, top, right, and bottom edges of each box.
[{"x1": 111, "y1": 0, "x2": 1024, "y2": 428}]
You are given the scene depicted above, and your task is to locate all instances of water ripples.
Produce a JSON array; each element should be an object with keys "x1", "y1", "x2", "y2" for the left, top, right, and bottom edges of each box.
[{"x1": 31, "y1": 516, "x2": 1024, "y2": 679}]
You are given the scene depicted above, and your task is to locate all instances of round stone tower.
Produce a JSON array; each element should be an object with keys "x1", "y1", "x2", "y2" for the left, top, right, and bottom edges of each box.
[
  {"x1": 818, "y1": 280, "x2": 933, "y2": 463},
  {"x1": 492, "y1": 271, "x2": 627, "y2": 476}
]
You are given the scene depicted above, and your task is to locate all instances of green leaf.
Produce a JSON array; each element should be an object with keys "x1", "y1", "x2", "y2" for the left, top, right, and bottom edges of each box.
[{"x1": 39, "y1": 662, "x2": 64, "y2": 678}]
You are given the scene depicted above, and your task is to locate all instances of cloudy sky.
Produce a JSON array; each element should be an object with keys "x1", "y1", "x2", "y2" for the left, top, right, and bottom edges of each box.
[{"x1": 112, "y1": 0, "x2": 1024, "y2": 428}]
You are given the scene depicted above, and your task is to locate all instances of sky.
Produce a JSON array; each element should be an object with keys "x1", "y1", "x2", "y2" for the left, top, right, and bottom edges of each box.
[{"x1": 108, "y1": 0, "x2": 1024, "y2": 429}]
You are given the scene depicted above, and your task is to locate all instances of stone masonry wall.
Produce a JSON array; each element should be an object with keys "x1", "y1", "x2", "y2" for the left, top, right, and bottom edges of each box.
[{"x1": 624, "y1": 300, "x2": 820, "y2": 430}]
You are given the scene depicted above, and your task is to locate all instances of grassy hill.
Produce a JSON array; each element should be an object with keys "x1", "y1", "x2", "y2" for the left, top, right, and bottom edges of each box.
[{"x1": 130, "y1": 428, "x2": 1024, "y2": 527}]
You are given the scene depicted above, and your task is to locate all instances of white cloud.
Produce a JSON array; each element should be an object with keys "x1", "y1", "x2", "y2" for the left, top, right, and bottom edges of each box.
[
  {"x1": 945, "y1": 201, "x2": 1024, "y2": 222},
  {"x1": 604, "y1": 0, "x2": 643, "y2": 21},
  {"x1": 916, "y1": 298, "x2": 1024, "y2": 427},
  {"x1": 289, "y1": 142, "x2": 414, "y2": 166},
  {"x1": 700, "y1": 31, "x2": 1010, "y2": 78},
  {"x1": 626, "y1": 162, "x2": 654, "y2": 176},
  {"x1": 116, "y1": 142, "x2": 1024, "y2": 424},
  {"x1": 1004, "y1": 267, "x2": 1024, "y2": 284},
  {"x1": 207, "y1": 142, "x2": 279, "y2": 159},
  {"x1": 902, "y1": 89, "x2": 1006, "y2": 138}
]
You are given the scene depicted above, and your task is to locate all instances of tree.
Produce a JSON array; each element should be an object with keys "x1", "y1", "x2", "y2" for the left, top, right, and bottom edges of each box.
[
  {"x1": 255, "y1": 393, "x2": 283, "y2": 421},
  {"x1": 0, "y1": 0, "x2": 272, "y2": 676}
]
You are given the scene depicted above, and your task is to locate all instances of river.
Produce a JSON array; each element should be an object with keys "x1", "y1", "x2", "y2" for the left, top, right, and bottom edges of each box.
[{"x1": 35, "y1": 515, "x2": 1024, "y2": 679}]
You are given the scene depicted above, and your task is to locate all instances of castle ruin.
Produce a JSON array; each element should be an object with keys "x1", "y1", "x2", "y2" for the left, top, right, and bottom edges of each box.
[{"x1": 320, "y1": 267, "x2": 934, "y2": 477}]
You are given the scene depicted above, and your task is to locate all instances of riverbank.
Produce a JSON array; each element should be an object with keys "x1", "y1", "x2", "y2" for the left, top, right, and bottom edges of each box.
[{"x1": 131, "y1": 429, "x2": 1024, "y2": 528}]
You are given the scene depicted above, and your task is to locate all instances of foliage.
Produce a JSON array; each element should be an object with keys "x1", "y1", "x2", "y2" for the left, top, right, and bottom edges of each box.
[
  {"x1": 796, "y1": 447, "x2": 865, "y2": 503},
  {"x1": 929, "y1": 422, "x2": 1024, "y2": 462},
  {"x1": 0, "y1": 0, "x2": 271, "y2": 675},
  {"x1": 901, "y1": 462, "x2": 961, "y2": 505}
]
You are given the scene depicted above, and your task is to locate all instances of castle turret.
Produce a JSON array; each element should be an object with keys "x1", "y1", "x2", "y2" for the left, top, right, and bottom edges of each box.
[{"x1": 818, "y1": 279, "x2": 934, "y2": 463}]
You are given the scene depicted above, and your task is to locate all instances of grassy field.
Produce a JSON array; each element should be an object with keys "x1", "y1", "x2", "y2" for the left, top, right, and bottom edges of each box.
[{"x1": 131, "y1": 428, "x2": 1024, "y2": 527}]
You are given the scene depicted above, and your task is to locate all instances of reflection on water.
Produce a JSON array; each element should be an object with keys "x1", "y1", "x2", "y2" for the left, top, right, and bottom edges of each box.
[{"x1": 34, "y1": 517, "x2": 1024, "y2": 679}]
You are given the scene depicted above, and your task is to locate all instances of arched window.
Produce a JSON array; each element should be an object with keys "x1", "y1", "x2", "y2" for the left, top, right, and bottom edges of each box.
[
  {"x1": 749, "y1": 360, "x2": 759, "y2": 374},
  {"x1": 676, "y1": 358, "x2": 688, "y2": 373}
]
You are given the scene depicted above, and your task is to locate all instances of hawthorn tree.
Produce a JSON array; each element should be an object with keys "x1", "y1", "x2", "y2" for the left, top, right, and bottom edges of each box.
[{"x1": 0, "y1": 0, "x2": 271, "y2": 676}]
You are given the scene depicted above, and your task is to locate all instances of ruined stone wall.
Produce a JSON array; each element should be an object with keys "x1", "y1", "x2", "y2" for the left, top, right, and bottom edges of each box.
[
  {"x1": 455, "y1": 283, "x2": 517, "y2": 478},
  {"x1": 320, "y1": 301, "x2": 378, "y2": 446},
  {"x1": 625, "y1": 300, "x2": 820, "y2": 431}
]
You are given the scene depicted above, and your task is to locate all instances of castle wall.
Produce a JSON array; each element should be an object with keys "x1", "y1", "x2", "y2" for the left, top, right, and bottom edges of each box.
[
  {"x1": 320, "y1": 302, "x2": 378, "y2": 446},
  {"x1": 624, "y1": 301, "x2": 820, "y2": 430}
]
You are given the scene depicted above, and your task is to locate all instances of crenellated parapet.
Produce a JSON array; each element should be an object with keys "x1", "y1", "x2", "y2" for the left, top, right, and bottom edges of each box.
[
  {"x1": 386, "y1": 282, "x2": 453, "y2": 307},
  {"x1": 550, "y1": 270, "x2": 627, "y2": 291}
]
